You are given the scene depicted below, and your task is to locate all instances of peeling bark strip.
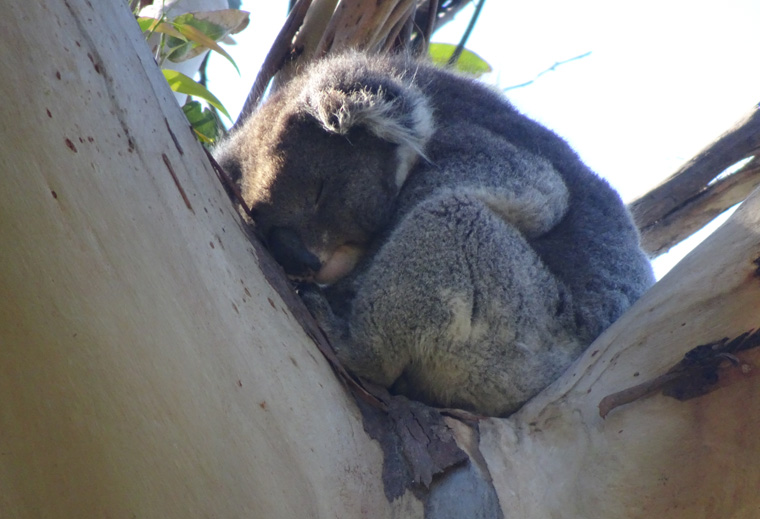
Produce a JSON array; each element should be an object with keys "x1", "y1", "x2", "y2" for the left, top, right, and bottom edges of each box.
[
  {"x1": 356, "y1": 389, "x2": 468, "y2": 501},
  {"x1": 599, "y1": 329, "x2": 760, "y2": 418}
]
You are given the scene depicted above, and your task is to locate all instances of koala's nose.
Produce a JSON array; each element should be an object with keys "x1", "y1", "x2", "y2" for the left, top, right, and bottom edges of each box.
[{"x1": 267, "y1": 227, "x2": 322, "y2": 278}]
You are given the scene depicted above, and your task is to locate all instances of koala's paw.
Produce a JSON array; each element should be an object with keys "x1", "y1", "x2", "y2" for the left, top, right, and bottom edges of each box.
[
  {"x1": 297, "y1": 283, "x2": 348, "y2": 341},
  {"x1": 298, "y1": 283, "x2": 331, "y2": 321},
  {"x1": 298, "y1": 282, "x2": 369, "y2": 375}
]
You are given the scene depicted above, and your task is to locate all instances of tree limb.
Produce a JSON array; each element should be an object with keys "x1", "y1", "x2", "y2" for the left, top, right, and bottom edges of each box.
[
  {"x1": 235, "y1": 0, "x2": 313, "y2": 127},
  {"x1": 7, "y1": 2, "x2": 760, "y2": 518},
  {"x1": 237, "y1": 0, "x2": 480, "y2": 127},
  {"x1": 629, "y1": 105, "x2": 760, "y2": 256}
]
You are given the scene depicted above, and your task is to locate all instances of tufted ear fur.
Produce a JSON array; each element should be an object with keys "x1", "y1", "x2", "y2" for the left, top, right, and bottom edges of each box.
[{"x1": 296, "y1": 54, "x2": 435, "y2": 187}]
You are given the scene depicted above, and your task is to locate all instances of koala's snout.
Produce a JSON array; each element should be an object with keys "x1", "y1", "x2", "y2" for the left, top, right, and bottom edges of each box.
[
  {"x1": 314, "y1": 244, "x2": 363, "y2": 284},
  {"x1": 266, "y1": 227, "x2": 365, "y2": 284},
  {"x1": 267, "y1": 227, "x2": 322, "y2": 279}
]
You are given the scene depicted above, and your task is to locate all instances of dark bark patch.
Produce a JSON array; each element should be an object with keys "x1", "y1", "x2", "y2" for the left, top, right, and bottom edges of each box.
[
  {"x1": 600, "y1": 328, "x2": 760, "y2": 417},
  {"x1": 356, "y1": 389, "x2": 468, "y2": 501},
  {"x1": 162, "y1": 153, "x2": 193, "y2": 213}
]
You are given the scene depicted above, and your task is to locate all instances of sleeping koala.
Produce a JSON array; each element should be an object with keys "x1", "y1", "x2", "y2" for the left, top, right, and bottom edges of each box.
[{"x1": 214, "y1": 52, "x2": 654, "y2": 417}]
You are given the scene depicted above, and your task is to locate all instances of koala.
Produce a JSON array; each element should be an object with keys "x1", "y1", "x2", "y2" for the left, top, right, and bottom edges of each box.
[{"x1": 214, "y1": 52, "x2": 654, "y2": 417}]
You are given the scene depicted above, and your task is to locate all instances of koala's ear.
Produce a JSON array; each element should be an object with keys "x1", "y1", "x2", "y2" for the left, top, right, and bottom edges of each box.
[
  {"x1": 300, "y1": 68, "x2": 434, "y2": 186},
  {"x1": 304, "y1": 85, "x2": 433, "y2": 149}
]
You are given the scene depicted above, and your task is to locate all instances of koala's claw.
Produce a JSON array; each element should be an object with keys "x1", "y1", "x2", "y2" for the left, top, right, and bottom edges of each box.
[
  {"x1": 298, "y1": 283, "x2": 326, "y2": 310},
  {"x1": 298, "y1": 283, "x2": 338, "y2": 330},
  {"x1": 300, "y1": 284, "x2": 354, "y2": 361}
]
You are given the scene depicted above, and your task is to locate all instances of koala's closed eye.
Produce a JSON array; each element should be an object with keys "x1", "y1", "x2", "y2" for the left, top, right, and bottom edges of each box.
[{"x1": 215, "y1": 52, "x2": 654, "y2": 417}]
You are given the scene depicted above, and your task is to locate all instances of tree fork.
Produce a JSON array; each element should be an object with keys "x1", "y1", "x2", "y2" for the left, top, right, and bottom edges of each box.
[{"x1": 3, "y1": 1, "x2": 760, "y2": 518}]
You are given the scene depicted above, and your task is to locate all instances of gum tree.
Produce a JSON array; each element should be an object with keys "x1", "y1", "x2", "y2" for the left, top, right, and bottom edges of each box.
[{"x1": 2, "y1": 1, "x2": 759, "y2": 517}]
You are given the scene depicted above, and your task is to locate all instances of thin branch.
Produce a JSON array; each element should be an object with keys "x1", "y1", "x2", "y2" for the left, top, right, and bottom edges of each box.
[
  {"x1": 435, "y1": 0, "x2": 472, "y2": 29},
  {"x1": 234, "y1": 0, "x2": 313, "y2": 129},
  {"x1": 421, "y1": 0, "x2": 439, "y2": 51},
  {"x1": 503, "y1": 51, "x2": 592, "y2": 91},
  {"x1": 447, "y1": 0, "x2": 485, "y2": 65}
]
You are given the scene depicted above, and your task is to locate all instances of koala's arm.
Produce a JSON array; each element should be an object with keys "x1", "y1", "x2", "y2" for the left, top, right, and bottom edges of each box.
[
  {"x1": 401, "y1": 120, "x2": 571, "y2": 240},
  {"x1": 313, "y1": 189, "x2": 582, "y2": 416},
  {"x1": 300, "y1": 283, "x2": 404, "y2": 387}
]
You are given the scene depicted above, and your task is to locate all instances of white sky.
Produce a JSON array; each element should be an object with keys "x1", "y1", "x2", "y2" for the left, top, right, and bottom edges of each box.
[{"x1": 207, "y1": 0, "x2": 760, "y2": 278}]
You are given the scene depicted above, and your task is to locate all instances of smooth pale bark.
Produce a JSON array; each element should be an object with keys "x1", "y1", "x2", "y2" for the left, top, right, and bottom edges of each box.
[
  {"x1": 0, "y1": 1, "x2": 409, "y2": 517},
  {"x1": 3, "y1": 1, "x2": 760, "y2": 518},
  {"x1": 478, "y1": 198, "x2": 760, "y2": 517}
]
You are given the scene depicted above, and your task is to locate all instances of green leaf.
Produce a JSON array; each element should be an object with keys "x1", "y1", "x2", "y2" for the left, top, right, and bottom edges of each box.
[
  {"x1": 182, "y1": 101, "x2": 223, "y2": 144},
  {"x1": 173, "y1": 13, "x2": 228, "y2": 42},
  {"x1": 173, "y1": 19, "x2": 239, "y2": 74},
  {"x1": 163, "y1": 11, "x2": 246, "y2": 73},
  {"x1": 143, "y1": 19, "x2": 186, "y2": 40},
  {"x1": 186, "y1": 9, "x2": 250, "y2": 37},
  {"x1": 428, "y1": 43, "x2": 492, "y2": 77},
  {"x1": 137, "y1": 16, "x2": 160, "y2": 33},
  {"x1": 162, "y1": 69, "x2": 231, "y2": 121}
]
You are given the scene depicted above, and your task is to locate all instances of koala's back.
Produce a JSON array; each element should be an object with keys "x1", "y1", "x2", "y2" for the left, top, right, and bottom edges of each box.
[{"x1": 395, "y1": 60, "x2": 654, "y2": 342}]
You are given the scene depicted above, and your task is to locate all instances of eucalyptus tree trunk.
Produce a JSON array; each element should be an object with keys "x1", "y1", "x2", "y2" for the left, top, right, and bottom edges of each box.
[
  {"x1": 2, "y1": 1, "x2": 759, "y2": 518},
  {"x1": 0, "y1": 2, "x2": 393, "y2": 517}
]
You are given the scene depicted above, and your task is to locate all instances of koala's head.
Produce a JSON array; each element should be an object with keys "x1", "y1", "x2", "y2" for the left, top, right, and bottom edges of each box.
[{"x1": 215, "y1": 54, "x2": 433, "y2": 284}]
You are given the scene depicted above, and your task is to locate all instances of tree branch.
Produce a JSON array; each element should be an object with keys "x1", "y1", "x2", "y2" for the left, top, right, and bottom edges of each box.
[
  {"x1": 235, "y1": 0, "x2": 313, "y2": 127},
  {"x1": 447, "y1": 0, "x2": 485, "y2": 65},
  {"x1": 8, "y1": 2, "x2": 760, "y2": 518},
  {"x1": 629, "y1": 105, "x2": 760, "y2": 256},
  {"x1": 238, "y1": 0, "x2": 481, "y2": 127}
]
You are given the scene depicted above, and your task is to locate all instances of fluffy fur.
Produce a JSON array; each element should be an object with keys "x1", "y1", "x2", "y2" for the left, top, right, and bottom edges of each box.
[{"x1": 215, "y1": 53, "x2": 654, "y2": 417}]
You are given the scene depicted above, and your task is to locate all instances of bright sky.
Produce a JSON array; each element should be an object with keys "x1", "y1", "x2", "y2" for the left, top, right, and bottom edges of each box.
[{"x1": 207, "y1": 0, "x2": 760, "y2": 278}]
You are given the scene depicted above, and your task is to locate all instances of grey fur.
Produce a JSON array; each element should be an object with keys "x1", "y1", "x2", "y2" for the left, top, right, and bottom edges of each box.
[{"x1": 215, "y1": 53, "x2": 654, "y2": 417}]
